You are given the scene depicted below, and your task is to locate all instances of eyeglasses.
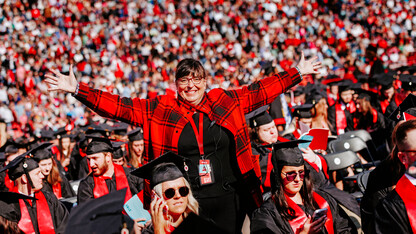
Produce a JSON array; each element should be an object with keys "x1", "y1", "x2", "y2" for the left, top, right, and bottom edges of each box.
[
  {"x1": 163, "y1": 186, "x2": 190, "y2": 199},
  {"x1": 176, "y1": 77, "x2": 204, "y2": 85},
  {"x1": 282, "y1": 170, "x2": 306, "y2": 182}
]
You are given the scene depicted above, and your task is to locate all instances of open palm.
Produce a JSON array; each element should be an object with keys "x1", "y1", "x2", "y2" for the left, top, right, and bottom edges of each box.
[{"x1": 44, "y1": 65, "x2": 78, "y2": 93}]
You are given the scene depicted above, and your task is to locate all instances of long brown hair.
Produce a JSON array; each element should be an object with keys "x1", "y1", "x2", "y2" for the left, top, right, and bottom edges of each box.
[
  {"x1": 47, "y1": 158, "x2": 62, "y2": 186},
  {"x1": 0, "y1": 216, "x2": 23, "y2": 234},
  {"x1": 128, "y1": 141, "x2": 143, "y2": 168},
  {"x1": 271, "y1": 164, "x2": 318, "y2": 221}
]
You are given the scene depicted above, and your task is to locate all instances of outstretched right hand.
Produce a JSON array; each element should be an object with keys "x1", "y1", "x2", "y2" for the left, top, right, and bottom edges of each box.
[{"x1": 44, "y1": 65, "x2": 78, "y2": 93}]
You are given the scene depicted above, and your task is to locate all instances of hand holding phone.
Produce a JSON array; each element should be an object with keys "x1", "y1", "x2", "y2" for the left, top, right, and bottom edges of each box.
[{"x1": 312, "y1": 208, "x2": 328, "y2": 222}]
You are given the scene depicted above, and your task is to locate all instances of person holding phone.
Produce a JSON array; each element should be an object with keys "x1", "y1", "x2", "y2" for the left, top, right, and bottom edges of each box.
[
  {"x1": 132, "y1": 152, "x2": 223, "y2": 234},
  {"x1": 45, "y1": 55, "x2": 321, "y2": 232},
  {"x1": 250, "y1": 141, "x2": 350, "y2": 234}
]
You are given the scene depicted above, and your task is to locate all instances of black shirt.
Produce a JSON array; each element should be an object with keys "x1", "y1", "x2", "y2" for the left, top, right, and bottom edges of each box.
[{"x1": 178, "y1": 112, "x2": 237, "y2": 198}]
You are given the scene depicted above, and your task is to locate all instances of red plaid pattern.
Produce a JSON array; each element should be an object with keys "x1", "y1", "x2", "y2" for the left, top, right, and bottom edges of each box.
[{"x1": 76, "y1": 67, "x2": 301, "y2": 204}]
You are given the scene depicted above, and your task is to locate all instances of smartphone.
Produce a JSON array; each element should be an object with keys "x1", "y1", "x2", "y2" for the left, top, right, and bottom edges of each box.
[
  {"x1": 312, "y1": 208, "x2": 328, "y2": 222},
  {"x1": 151, "y1": 190, "x2": 168, "y2": 215}
]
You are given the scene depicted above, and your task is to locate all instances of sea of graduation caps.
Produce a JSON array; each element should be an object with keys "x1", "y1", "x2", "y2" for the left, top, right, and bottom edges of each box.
[{"x1": 0, "y1": 64, "x2": 416, "y2": 232}]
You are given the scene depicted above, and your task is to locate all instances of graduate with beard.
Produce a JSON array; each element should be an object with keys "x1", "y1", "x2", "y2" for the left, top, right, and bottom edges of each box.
[
  {"x1": 0, "y1": 143, "x2": 69, "y2": 233},
  {"x1": 77, "y1": 137, "x2": 142, "y2": 204}
]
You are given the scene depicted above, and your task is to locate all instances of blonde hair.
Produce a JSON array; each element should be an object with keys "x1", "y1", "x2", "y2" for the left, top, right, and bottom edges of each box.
[{"x1": 153, "y1": 178, "x2": 199, "y2": 216}]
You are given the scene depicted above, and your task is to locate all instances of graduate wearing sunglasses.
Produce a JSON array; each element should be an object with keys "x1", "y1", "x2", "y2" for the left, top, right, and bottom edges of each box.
[
  {"x1": 132, "y1": 152, "x2": 223, "y2": 234},
  {"x1": 250, "y1": 142, "x2": 351, "y2": 234}
]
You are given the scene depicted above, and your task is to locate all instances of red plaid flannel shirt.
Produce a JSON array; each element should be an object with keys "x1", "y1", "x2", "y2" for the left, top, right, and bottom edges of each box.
[{"x1": 75, "y1": 68, "x2": 301, "y2": 204}]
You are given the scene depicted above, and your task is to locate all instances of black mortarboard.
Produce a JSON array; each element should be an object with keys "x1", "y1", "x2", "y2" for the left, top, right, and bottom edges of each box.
[
  {"x1": 245, "y1": 105, "x2": 273, "y2": 128},
  {"x1": 40, "y1": 129, "x2": 55, "y2": 140},
  {"x1": 31, "y1": 142, "x2": 53, "y2": 162},
  {"x1": 86, "y1": 137, "x2": 113, "y2": 155},
  {"x1": 0, "y1": 152, "x2": 5, "y2": 162},
  {"x1": 0, "y1": 140, "x2": 21, "y2": 155},
  {"x1": 375, "y1": 73, "x2": 394, "y2": 90},
  {"x1": 388, "y1": 94, "x2": 416, "y2": 122},
  {"x1": 293, "y1": 86, "x2": 305, "y2": 97},
  {"x1": 127, "y1": 128, "x2": 143, "y2": 142},
  {"x1": 271, "y1": 140, "x2": 307, "y2": 167},
  {"x1": 305, "y1": 90, "x2": 326, "y2": 106},
  {"x1": 54, "y1": 127, "x2": 74, "y2": 140},
  {"x1": 131, "y1": 152, "x2": 188, "y2": 188},
  {"x1": 64, "y1": 188, "x2": 127, "y2": 234},
  {"x1": 85, "y1": 124, "x2": 109, "y2": 138},
  {"x1": 111, "y1": 123, "x2": 129, "y2": 136},
  {"x1": 0, "y1": 192, "x2": 36, "y2": 222},
  {"x1": 400, "y1": 74, "x2": 416, "y2": 91},
  {"x1": 356, "y1": 74, "x2": 369, "y2": 83},
  {"x1": 111, "y1": 141, "x2": 127, "y2": 160},
  {"x1": 338, "y1": 79, "x2": 354, "y2": 93},
  {"x1": 292, "y1": 104, "x2": 314, "y2": 118},
  {"x1": 0, "y1": 143, "x2": 52, "y2": 180}
]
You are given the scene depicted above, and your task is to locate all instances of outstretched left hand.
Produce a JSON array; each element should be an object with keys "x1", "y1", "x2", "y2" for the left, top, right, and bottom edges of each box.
[{"x1": 296, "y1": 52, "x2": 322, "y2": 76}]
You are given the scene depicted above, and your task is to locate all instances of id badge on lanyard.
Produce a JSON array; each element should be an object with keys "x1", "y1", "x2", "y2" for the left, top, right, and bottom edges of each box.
[{"x1": 189, "y1": 113, "x2": 215, "y2": 186}]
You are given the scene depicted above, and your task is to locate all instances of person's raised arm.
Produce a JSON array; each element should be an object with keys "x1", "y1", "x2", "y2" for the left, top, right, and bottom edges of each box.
[
  {"x1": 226, "y1": 51, "x2": 322, "y2": 114},
  {"x1": 44, "y1": 65, "x2": 78, "y2": 94},
  {"x1": 44, "y1": 64, "x2": 149, "y2": 127}
]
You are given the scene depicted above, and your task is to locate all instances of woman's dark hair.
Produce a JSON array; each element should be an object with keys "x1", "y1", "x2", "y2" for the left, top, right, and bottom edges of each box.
[
  {"x1": 271, "y1": 163, "x2": 318, "y2": 221},
  {"x1": 175, "y1": 58, "x2": 206, "y2": 80},
  {"x1": 0, "y1": 216, "x2": 23, "y2": 234}
]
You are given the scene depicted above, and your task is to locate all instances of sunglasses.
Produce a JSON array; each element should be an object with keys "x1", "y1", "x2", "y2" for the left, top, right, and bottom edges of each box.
[
  {"x1": 282, "y1": 170, "x2": 306, "y2": 182},
  {"x1": 163, "y1": 186, "x2": 190, "y2": 199}
]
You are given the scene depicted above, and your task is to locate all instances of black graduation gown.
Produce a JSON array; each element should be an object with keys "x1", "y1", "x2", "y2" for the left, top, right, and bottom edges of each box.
[
  {"x1": 251, "y1": 142, "x2": 272, "y2": 192},
  {"x1": 360, "y1": 158, "x2": 405, "y2": 234},
  {"x1": 374, "y1": 190, "x2": 412, "y2": 234},
  {"x1": 250, "y1": 191, "x2": 351, "y2": 234},
  {"x1": 77, "y1": 167, "x2": 142, "y2": 204},
  {"x1": 22, "y1": 190, "x2": 69, "y2": 234},
  {"x1": 327, "y1": 105, "x2": 354, "y2": 136},
  {"x1": 305, "y1": 162, "x2": 360, "y2": 216},
  {"x1": 41, "y1": 173, "x2": 76, "y2": 199},
  {"x1": 68, "y1": 144, "x2": 89, "y2": 180}
]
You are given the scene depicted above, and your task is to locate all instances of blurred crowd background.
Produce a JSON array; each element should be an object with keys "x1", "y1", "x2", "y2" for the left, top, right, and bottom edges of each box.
[{"x1": 0, "y1": 0, "x2": 415, "y2": 143}]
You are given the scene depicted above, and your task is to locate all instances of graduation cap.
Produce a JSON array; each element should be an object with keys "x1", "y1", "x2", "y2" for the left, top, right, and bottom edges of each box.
[
  {"x1": 86, "y1": 137, "x2": 113, "y2": 156},
  {"x1": 111, "y1": 122, "x2": 129, "y2": 136},
  {"x1": 244, "y1": 105, "x2": 273, "y2": 128},
  {"x1": 40, "y1": 129, "x2": 55, "y2": 140},
  {"x1": 388, "y1": 94, "x2": 416, "y2": 122},
  {"x1": 85, "y1": 124, "x2": 109, "y2": 138},
  {"x1": 293, "y1": 86, "x2": 305, "y2": 97},
  {"x1": 356, "y1": 73, "x2": 369, "y2": 83},
  {"x1": 0, "y1": 192, "x2": 36, "y2": 223},
  {"x1": 0, "y1": 152, "x2": 5, "y2": 162},
  {"x1": 127, "y1": 128, "x2": 143, "y2": 142},
  {"x1": 305, "y1": 90, "x2": 326, "y2": 106},
  {"x1": 111, "y1": 141, "x2": 127, "y2": 160},
  {"x1": 131, "y1": 151, "x2": 189, "y2": 188},
  {"x1": 375, "y1": 73, "x2": 394, "y2": 90},
  {"x1": 272, "y1": 140, "x2": 305, "y2": 167},
  {"x1": 0, "y1": 140, "x2": 21, "y2": 155},
  {"x1": 0, "y1": 143, "x2": 51, "y2": 181},
  {"x1": 64, "y1": 188, "x2": 127, "y2": 234},
  {"x1": 400, "y1": 74, "x2": 416, "y2": 91},
  {"x1": 292, "y1": 104, "x2": 314, "y2": 119},
  {"x1": 54, "y1": 127, "x2": 74, "y2": 140},
  {"x1": 31, "y1": 142, "x2": 53, "y2": 162},
  {"x1": 338, "y1": 79, "x2": 354, "y2": 93}
]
